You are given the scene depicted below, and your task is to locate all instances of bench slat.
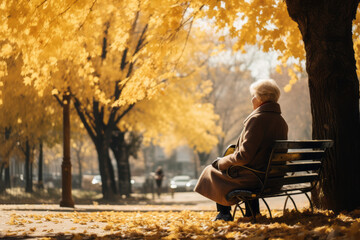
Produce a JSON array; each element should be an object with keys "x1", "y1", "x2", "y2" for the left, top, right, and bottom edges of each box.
[
  {"x1": 271, "y1": 151, "x2": 325, "y2": 162},
  {"x1": 268, "y1": 162, "x2": 321, "y2": 176},
  {"x1": 265, "y1": 173, "x2": 318, "y2": 188},
  {"x1": 261, "y1": 186, "x2": 313, "y2": 197},
  {"x1": 273, "y1": 140, "x2": 333, "y2": 150}
]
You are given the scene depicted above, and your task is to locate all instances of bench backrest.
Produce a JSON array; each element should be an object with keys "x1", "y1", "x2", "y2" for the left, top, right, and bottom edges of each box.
[{"x1": 261, "y1": 140, "x2": 333, "y2": 195}]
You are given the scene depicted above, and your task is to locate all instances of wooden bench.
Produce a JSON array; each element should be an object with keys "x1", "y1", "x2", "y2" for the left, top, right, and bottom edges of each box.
[{"x1": 224, "y1": 140, "x2": 333, "y2": 221}]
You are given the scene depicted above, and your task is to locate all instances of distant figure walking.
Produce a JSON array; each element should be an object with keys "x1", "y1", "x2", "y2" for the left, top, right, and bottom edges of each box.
[{"x1": 154, "y1": 166, "x2": 164, "y2": 198}]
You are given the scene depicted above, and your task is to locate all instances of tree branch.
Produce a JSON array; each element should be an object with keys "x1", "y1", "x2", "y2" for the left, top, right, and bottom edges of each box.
[
  {"x1": 134, "y1": 24, "x2": 148, "y2": 55},
  {"x1": 114, "y1": 104, "x2": 135, "y2": 124},
  {"x1": 101, "y1": 21, "x2": 110, "y2": 60},
  {"x1": 53, "y1": 94, "x2": 64, "y2": 107},
  {"x1": 78, "y1": 0, "x2": 98, "y2": 30},
  {"x1": 72, "y1": 96, "x2": 97, "y2": 142}
]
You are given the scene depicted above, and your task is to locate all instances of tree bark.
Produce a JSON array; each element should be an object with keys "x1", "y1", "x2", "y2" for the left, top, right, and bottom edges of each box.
[
  {"x1": 285, "y1": 0, "x2": 360, "y2": 212},
  {"x1": 4, "y1": 127, "x2": 12, "y2": 189},
  {"x1": 24, "y1": 140, "x2": 33, "y2": 193},
  {"x1": 107, "y1": 155, "x2": 117, "y2": 194},
  {"x1": 196, "y1": 152, "x2": 211, "y2": 166},
  {"x1": 0, "y1": 163, "x2": 5, "y2": 193},
  {"x1": 38, "y1": 141, "x2": 44, "y2": 189},
  {"x1": 95, "y1": 139, "x2": 117, "y2": 200},
  {"x1": 110, "y1": 131, "x2": 131, "y2": 197},
  {"x1": 4, "y1": 164, "x2": 10, "y2": 189},
  {"x1": 76, "y1": 150, "x2": 82, "y2": 189}
]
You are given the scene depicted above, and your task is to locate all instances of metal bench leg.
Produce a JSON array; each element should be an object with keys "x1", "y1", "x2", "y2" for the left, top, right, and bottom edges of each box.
[
  {"x1": 304, "y1": 192, "x2": 314, "y2": 213},
  {"x1": 283, "y1": 194, "x2": 298, "y2": 214},
  {"x1": 284, "y1": 196, "x2": 289, "y2": 212},
  {"x1": 233, "y1": 203, "x2": 238, "y2": 219},
  {"x1": 261, "y1": 198, "x2": 272, "y2": 219},
  {"x1": 234, "y1": 199, "x2": 246, "y2": 218}
]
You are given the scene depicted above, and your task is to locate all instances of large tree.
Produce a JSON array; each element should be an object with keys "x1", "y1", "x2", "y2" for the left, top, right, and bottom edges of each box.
[
  {"x1": 285, "y1": 0, "x2": 360, "y2": 212},
  {"x1": 196, "y1": 0, "x2": 360, "y2": 212}
]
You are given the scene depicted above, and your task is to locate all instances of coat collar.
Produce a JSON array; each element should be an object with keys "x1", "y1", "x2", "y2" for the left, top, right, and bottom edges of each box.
[{"x1": 243, "y1": 102, "x2": 282, "y2": 123}]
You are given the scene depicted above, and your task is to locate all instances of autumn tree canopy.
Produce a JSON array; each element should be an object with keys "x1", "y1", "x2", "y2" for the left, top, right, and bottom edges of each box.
[{"x1": 0, "y1": 0, "x2": 221, "y2": 198}]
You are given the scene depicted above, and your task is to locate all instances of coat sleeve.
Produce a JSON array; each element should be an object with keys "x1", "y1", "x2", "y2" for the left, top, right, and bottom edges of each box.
[{"x1": 217, "y1": 115, "x2": 265, "y2": 171}]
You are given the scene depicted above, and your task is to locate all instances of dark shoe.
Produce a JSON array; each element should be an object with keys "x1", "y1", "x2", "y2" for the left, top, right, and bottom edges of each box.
[
  {"x1": 213, "y1": 212, "x2": 234, "y2": 221},
  {"x1": 244, "y1": 211, "x2": 260, "y2": 217}
]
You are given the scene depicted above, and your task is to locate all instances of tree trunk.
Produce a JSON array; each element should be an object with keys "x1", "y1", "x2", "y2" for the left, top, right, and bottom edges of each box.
[
  {"x1": 110, "y1": 132, "x2": 131, "y2": 197},
  {"x1": 107, "y1": 155, "x2": 117, "y2": 194},
  {"x1": 38, "y1": 141, "x2": 44, "y2": 189},
  {"x1": 286, "y1": 0, "x2": 360, "y2": 212},
  {"x1": 197, "y1": 152, "x2": 211, "y2": 166},
  {"x1": 24, "y1": 140, "x2": 33, "y2": 193},
  {"x1": 0, "y1": 163, "x2": 5, "y2": 193},
  {"x1": 76, "y1": 150, "x2": 82, "y2": 189},
  {"x1": 5, "y1": 164, "x2": 10, "y2": 189},
  {"x1": 95, "y1": 139, "x2": 117, "y2": 200},
  {"x1": 4, "y1": 127, "x2": 11, "y2": 189}
]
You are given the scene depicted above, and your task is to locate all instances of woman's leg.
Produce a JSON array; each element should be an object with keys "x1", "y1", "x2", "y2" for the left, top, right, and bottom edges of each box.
[
  {"x1": 245, "y1": 199, "x2": 260, "y2": 216},
  {"x1": 214, "y1": 203, "x2": 233, "y2": 221},
  {"x1": 216, "y1": 203, "x2": 231, "y2": 214}
]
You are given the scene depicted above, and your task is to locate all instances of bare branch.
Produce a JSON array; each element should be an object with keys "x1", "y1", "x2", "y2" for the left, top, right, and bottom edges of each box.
[
  {"x1": 134, "y1": 24, "x2": 148, "y2": 55},
  {"x1": 114, "y1": 104, "x2": 135, "y2": 124},
  {"x1": 36, "y1": 0, "x2": 48, "y2": 9},
  {"x1": 58, "y1": 0, "x2": 80, "y2": 17},
  {"x1": 53, "y1": 94, "x2": 64, "y2": 107},
  {"x1": 101, "y1": 21, "x2": 110, "y2": 60},
  {"x1": 78, "y1": 0, "x2": 98, "y2": 30},
  {"x1": 173, "y1": 18, "x2": 193, "y2": 71}
]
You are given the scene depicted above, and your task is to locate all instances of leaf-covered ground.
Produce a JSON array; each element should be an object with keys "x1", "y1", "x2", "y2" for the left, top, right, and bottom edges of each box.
[{"x1": 1, "y1": 209, "x2": 359, "y2": 240}]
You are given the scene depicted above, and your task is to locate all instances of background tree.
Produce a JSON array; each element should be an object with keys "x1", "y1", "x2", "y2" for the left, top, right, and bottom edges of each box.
[
  {"x1": 0, "y1": 55, "x2": 62, "y2": 193},
  {"x1": 0, "y1": 1, "x2": 221, "y2": 199},
  {"x1": 194, "y1": 39, "x2": 257, "y2": 166}
]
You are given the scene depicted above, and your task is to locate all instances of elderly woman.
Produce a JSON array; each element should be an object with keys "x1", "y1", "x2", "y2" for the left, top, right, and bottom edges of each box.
[{"x1": 194, "y1": 79, "x2": 288, "y2": 221}]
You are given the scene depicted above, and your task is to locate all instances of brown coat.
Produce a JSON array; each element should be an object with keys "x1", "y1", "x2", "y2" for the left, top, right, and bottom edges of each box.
[{"x1": 194, "y1": 102, "x2": 288, "y2": 206}]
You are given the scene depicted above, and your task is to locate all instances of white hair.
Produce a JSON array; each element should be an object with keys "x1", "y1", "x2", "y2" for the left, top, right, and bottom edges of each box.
[{"x1": 250, "y1": 79, "x2": 281, "y2": 102}]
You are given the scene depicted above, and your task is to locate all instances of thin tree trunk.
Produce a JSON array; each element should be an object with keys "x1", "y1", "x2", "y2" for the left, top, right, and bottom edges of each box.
[
  {"x1": 4, "y1": 127, "x2": 11, "y2": 189},
  {"x1": 5, "y1": 164, "x2": 10, "y2": 189},
  {"x1": 30, "y1": 161, "x2": 33, "y2": 190},
  {"x1": 286, "y1": 0, "x2": 360, "y2": 212},
  {"x1": 197, "y1": 152, "x2": 211, "y2": 166},
  {"x1": 0, "y1": 163, "x2": 5, "y2": 193},
  {"x1": 25, "y1": 140, "x2": 33, "y2": 193},
  {"x1": 38, "y1": 141, "x2": 44, "y2": 189},
  {"x1": 76, "y1": 150, "x2": 82, "y2": 189}
]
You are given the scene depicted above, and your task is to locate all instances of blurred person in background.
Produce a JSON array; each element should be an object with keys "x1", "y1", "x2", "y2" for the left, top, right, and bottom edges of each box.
[{"x1": 155, "y1": 166, "x2": 164, "y2": 198}]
